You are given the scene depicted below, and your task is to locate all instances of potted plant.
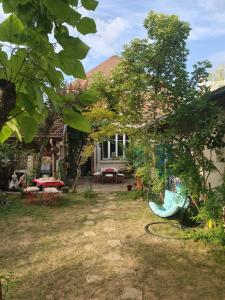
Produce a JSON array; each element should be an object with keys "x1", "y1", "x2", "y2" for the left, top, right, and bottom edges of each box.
[
  {"x1": 135, "y1": 167, "x2": 144, "y2": 191},
  {"x1": 127, "y1": 184, "x2": 132, "y2": 191}
]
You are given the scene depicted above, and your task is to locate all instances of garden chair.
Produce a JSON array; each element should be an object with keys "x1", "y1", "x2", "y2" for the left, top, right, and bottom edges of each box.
[
  {"x1": 93, "y1": 171, "x2": 102, "y2": 183},
  {"x1": 149, "y1": 184, "x2": 190, "y2": 218},
  {"x1": 23, "y1": 186, "x2": 40, "y2": 203},
  {"x1": 43, "y1": 187, "x2": 61, "y2": 205}
]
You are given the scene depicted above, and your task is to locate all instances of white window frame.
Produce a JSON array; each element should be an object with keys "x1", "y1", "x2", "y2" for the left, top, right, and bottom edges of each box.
[{"x1": 101, "y1": 134, "x2": 129, "y2": 160}]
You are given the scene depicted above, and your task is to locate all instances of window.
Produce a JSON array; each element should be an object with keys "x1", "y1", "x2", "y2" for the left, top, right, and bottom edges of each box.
[{"x1": 101, "y1": 134, "x2": 129, "y2": 160}]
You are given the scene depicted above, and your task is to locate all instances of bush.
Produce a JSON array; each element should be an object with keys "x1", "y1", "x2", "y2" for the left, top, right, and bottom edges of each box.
[{"x1": 190, "y1": 178, "x2": 225, "y2": 245}]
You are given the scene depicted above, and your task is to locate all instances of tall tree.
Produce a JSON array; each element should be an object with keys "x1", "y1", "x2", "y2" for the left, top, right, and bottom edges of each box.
[
  {"x1": 0, "y1": 0, "x2": 98, "y2": 143},
  {"x1": 93, "y1": 11, "x2": 225, "y2": 198}
]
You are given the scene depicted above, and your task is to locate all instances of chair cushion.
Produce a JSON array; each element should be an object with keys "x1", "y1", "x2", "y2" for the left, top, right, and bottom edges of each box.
[
  {"x1": 117, "y1": 173, "x2": 125, "y2": 177},
  {"x1": 94, "y1": 172, "x2": 101, "y2": 176},
  {"x1": 104, "y1": 168, "x2": 114, "y2": 172},
  {"x1": 105, "y1": 174, "x2": 113, "y2": 177},
  {"x1": 44, "y1": 187, "x2": 59, "y2": 193},
  {"x1": 24, "y1": 187, "x2": 39, "y2": 192}
]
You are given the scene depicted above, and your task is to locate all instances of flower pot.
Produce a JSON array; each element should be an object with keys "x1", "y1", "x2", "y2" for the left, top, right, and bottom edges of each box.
[
  {"x1": 127, "y1": 184, "x2": 132, "y2": 191},
  {"x1": 136, "y1": 176, "x2": 143, "y2": 191}
]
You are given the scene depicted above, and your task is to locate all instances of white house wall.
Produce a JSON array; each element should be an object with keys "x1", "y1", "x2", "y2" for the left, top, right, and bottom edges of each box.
[{"x1": 94, "y1": 144, "x2": 128, "y2": 172}]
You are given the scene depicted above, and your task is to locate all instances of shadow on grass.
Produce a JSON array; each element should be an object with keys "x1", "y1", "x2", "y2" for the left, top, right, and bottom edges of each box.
[
  {"x1": 0, "y1": 193, "x2": 99, "y2": 221},
  {"x1": 125, "y1": 239, "x2": 225, "y2": 299}
]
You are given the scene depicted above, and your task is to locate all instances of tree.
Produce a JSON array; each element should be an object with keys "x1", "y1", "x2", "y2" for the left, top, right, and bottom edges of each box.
[
  {"x1": 0, "y1": 0, "x2": 98, "y2": 143},
  {"x1": 93, "y1": 11, "x2": 225, "y2": 199}
]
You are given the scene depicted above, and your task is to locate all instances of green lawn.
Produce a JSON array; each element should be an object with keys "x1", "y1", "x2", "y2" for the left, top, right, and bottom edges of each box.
[{"x1": 0, "y1": 192, "x2": 225, "y2": 299}]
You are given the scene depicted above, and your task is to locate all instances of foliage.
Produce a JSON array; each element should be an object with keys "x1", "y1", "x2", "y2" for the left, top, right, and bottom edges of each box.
[
  {"x1": 0, "y1": 143, "x2": 17, "y2": 167},
  {"x1": 97, "y1": 11, "x2": 225, "y2": 199},
  {"x1": 0, "y1": 272, "x2": 16, "y2": 300},
  {"x1": 196, "y1": 178, "x2": 225, "y2": 224},
  {"x1": 0, "y1": 0, "x2": 98, "y2": 143}
]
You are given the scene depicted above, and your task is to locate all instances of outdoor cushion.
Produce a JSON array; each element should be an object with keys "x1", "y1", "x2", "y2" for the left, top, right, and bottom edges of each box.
[
  {"x1": 117, "y1": 173, "x2": 125, "y2": 177},
  {"x1": 149, "y1": 189, "x2": 189, "y2": 218},
  {"x1": 149, "y1": 201, "x2": 180, "y2": 218},
  {"x1": 104, "y1": 168, "x2": 114, "y2": 172},
  {"x1": 24, "y1": 187, "x2": 39, "y2": 193},
  {"x1": 44, "y1": 187, "x2": 59, "y2": 193},
  {"x1": 94, "y1": 172, "x2": 101, "y2": 176},
  {"x1": 105, "y1": 174, "x2": 113, "y2": 177}
]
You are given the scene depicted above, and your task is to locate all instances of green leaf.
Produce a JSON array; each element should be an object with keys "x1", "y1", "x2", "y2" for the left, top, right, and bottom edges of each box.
[
  {"x1": 43, "y1": 86, "x2": 61, "y2": 102},
  {"x1": 0, "y1": 50, "x2": 8, "y2": 67},
  {"x1": 63, "y1": 108, "x2": 91, "y2": 133},
  {"x1": 69, "y1": 0, "x2": 78, "y2": 6},
  {"x1": 46, "y1": 66, "x2": 64, "y2": 87},
  {"x1": 56, "y1": 36, "x2": 90, "y2": 60},
  {"x1": 0, "y1": 124, "x2": 12, "y2": 143},
  {"x1": 17, "y1": 116, "x2": 38, "y2": 143},
  {"x1": 17, "y1": 92, "x2": 36, "y2": 114},
  {"x1": 43, "y1": 0, "x2": 81, "y2": 25},
  {"x1": 76, "y1": 17, "x2": 97, "y2": 35},
  {"x1": 6, "y1": 119, "x2": 22, "y2": 141},
  {"x1": 0, "y1": 14, "x2": 24, "y2": 43},
  {"x1": 9, "y1": 48, "x2": 27, "y2": 80},
  {"x1": 2, "y1": 0, "x2": 30, "y2": 13},
  {"x1": 78, "y1": 90, "x2": 99, "y2": 104},
  {"x1": 58, "y1": 54, "x2": 86, "y2": 79},
  {"x1": 81, "y1": 0, "x2": 99, "y2": 10}
]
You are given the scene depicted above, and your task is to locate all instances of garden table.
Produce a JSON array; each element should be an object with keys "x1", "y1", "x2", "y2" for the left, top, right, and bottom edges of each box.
[
  {"x1": 101, "y1": 169, "x2": 118, "y2": 184},
  {"x1": 32, "y1": 178, "x2": 65, "y2": 188}
]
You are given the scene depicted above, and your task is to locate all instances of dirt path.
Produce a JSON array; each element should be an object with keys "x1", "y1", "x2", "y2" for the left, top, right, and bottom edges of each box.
[{"x1": 0, "y1": 192, "x2": 225, "y2": 299}]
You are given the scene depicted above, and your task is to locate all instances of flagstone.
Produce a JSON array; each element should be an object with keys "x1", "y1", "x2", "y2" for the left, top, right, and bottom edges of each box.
[
  {"x1": 103, "y1": 227, "x2": 116, "y2": 233},
  {"x1": 107, "y1": 239, "x2": 121, "y2": 247},
  {"x1": 121, "y1": 287, "x2": 142, "y2": 299},
  {"x1": 84, "y1": 244, "x2": 94, "y2": 251},
  {"x1": 84, "y1": 220, "x2": 95, "y2": 226},
  {"x1": 86, "y1": 275, "x2": 102, "y2": 283},
  {"x1": 91, "y1": 208, "x2": 101, "y2": 213},
  {"x1": 84, "y1": 231, "x2": 96, "y2": 237}
]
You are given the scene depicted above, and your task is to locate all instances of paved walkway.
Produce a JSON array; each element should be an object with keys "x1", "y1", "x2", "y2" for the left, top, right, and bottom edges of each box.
[{"x1": 77, "y1": 176, "x2": 135, "y2": 192}]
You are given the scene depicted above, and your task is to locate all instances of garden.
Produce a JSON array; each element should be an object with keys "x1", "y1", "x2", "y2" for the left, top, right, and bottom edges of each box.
[
  {"x1": 0, "y1": 1, "x2": 225, "y2": 299},
  {"x1": 1, "y1": 191, "x2": 225, "y2": 299}
]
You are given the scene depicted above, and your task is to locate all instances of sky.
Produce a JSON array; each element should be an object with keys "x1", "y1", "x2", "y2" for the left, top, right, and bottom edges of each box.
[
  {"x1": 80, "y1": 0, "x2": 225, "y2": 74},
  {"x1": 1, "y1": 0, "x2": 225, "y2": 81}
]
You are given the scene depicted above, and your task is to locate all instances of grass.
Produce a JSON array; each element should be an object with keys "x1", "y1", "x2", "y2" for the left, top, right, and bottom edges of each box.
[{"x1": 0, "y1": 192, "x2": 225, "y2": 299}]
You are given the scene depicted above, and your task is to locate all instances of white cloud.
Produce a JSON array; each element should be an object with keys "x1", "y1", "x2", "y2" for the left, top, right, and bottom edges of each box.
[
  {"x1": 198, "y1": 0, "x2": 225, "y2": 12},
  {"x1": 209, "y1": 51, "x2": 225, "y2": 67},
  {"x1": 83, "y1": 17, "x2": 130, "y2": 58},
  {"x1": 189, "y1": 25, "x2": 225, "y2": 40}
]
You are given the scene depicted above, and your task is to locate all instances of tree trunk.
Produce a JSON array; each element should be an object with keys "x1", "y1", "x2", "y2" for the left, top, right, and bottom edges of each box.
[
  {"x1": 35, "y1": 110, "x2": 57, "y2": 177},
  {"x1": 0, "y1": 79, "x2": 16, "y2": 132}
]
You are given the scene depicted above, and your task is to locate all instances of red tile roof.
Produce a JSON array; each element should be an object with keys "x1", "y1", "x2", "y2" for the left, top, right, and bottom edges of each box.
[{"x1": 69, "y1": 55, "x2": 122, "y2": 91}]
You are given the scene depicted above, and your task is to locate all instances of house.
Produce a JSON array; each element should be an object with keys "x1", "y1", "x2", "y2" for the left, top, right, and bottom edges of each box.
[
  {"x1": 3, "y1": 56, "x2": 128, "y2": 189},
  {"x1": 204, "y1": 86, "x2": 225, "y2": 188},
  {"x1": 69, "y1": 55, "x2": 130, "y2": 176}
]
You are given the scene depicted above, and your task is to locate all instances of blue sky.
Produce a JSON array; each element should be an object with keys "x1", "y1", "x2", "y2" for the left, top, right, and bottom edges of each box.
[
  {"x1": 1, "y1": 1, "x2": 225, "y2": 81},
  {"x1": 80, "y1": 0, "x2": 225, "y2": 75}
]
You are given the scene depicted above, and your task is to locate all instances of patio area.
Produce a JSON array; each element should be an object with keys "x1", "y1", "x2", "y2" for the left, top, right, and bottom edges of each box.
[{"x1": 76, "y1": 176, "x2": 135, "y2": 193}]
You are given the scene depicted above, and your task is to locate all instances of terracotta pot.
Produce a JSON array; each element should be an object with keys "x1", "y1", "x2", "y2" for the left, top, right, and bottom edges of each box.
[
  {"x1": 136, "y1": 176, "x2": 143, "y2": 191},
  {"x1": 127, "y1": 184, "x2": 132, "y2": 191}
]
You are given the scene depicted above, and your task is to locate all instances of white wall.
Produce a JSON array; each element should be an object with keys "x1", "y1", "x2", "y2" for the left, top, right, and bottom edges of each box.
[{"x1": 94, "y1": 144, "x2": 128, "y2": 172}]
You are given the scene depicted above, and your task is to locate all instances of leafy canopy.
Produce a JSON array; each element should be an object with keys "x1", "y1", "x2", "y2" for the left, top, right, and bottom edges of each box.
[{"x1": 0, "y1": 0, "x2": 98, "y2": 143}]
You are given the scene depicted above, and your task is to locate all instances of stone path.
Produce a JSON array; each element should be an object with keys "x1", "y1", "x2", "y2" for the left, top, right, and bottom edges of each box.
[{"x1": 82, "y1": 193, "x2": 143, "y2": 299}]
